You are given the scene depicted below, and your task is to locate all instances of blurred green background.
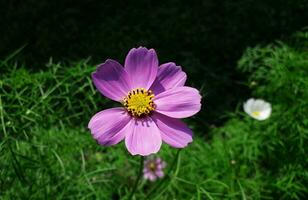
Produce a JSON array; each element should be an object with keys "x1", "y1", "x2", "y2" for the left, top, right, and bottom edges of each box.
[{"x1": 0, "y1": 0, "x2": 308, "y2": 199}]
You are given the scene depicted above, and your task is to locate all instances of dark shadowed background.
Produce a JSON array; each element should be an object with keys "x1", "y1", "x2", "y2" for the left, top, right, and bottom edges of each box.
[{"x1": 1, "y1": 0, "x2": 307, "y2": 125}]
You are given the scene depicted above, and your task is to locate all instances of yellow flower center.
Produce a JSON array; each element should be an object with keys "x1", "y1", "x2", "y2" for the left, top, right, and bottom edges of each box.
[
  {"x1": 148, "y1": 162, "x2": 156, "y2": 171},
  {"x1": 123, "y1": 88, "x2": 155, "y2": 117},
  {"x1": 252, "y1": 111, "x2": 261, "y2": 117}
]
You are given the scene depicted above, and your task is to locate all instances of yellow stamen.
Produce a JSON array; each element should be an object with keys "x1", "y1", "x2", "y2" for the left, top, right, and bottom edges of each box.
[
  {"x1": 149, "y1": 162, "x2": 156, "y2": 171},
  {"x1": 252, "y1": 111, "x2": 261, "y2": 117},
  {"x1": 123, "y1": 88, "x2": 155, "y2": 117}
]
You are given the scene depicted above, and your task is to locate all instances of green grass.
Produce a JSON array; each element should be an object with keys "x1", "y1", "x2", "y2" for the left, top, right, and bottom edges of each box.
[
  {"x1": 1, "y1": 31, "x2": 308, "y2": 199},
  {"x1": 1, "y1": 127, "x2": 265, "y2": 199}
]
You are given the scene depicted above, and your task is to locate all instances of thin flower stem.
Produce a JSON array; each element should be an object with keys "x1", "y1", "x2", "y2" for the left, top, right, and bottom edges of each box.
[
  {"x1": 0, "y1": 95, "x2": 7, "y2": 138},
  {"x1": 145, "y1": 149, "x2": 182, "y2": 199},
  {"x1": 153, "y1": 150, "x2": 182, "y2": 199},
  {"x1": 128, "y1": 156, "x2": 144, "y2": 200}
]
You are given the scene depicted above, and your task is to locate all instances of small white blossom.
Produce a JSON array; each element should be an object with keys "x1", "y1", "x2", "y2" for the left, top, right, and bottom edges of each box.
[{"x1": 243, "y1": 98, "x2": 271, "y2": 120}]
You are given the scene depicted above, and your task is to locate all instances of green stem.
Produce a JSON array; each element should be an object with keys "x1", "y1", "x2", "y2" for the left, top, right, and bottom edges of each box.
[
  {"x1": 0, "y1": 95, "x2": 7, "y2": 138},
  {"x1": 145, "y1": 149, "x2": 181, "y2": 199},
  {"x1": 154, "y1": 150, "x2": 182, "y2": 199},
  {"x1": 128, "y1": 156, "x2": 144, "y2": 200}
]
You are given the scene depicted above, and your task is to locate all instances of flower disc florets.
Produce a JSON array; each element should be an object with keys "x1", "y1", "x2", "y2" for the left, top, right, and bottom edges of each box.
[
  {"x1": 123, "y1": 88, "x2": 155, "y2": 117},
  {"x1": 143, "y1": 157, "x2": 166, "y2": 181},
  {"x1": 89, "y1": 47, "x2": 202, "y2": 156}
]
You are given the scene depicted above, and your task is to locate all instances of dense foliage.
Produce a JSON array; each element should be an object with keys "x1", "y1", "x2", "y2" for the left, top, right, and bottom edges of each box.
[{"x1": 1, "y1": 31, "x2": 307, "y2": 199}]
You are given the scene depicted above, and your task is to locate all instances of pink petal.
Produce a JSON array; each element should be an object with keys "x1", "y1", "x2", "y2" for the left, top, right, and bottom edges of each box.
[
  {"x1": 125, "y1": 117, "x2": 162, "y2": 156},
  {"x1": 92, "y1": 59, "x2": 131, "y2": 102},
  {"x1": 144, "y1": 172, "x2": 157, "y2": 181},
  {"x1": 155, "y1": 170, "x2": 164, "y2": 178},
  {"x1": 88, "y1": 108, "x2": 131, "y2": 146},
  {"x1": 143, "y1": 171, "x2": 151, "y2": 179},
  {"x1": 154, "y1": 86, "x2": 202, "y2": 118},
  {"x1": 124, "y1": 47, "x2": 158, "y2": 90},
  {"x1": 156, "y1": 159, "x2": 166, "y2": 169},
  {"x1": 152, "y1": 112, "x2": 193, "y2": 148},
  {"x1": 150, "y1": 62, "x2": 187, "y2": 94},
  {"x1": 155, "y1": 158, "x2": 162, "y2": 163},
  {"x1": 161, "y1": 161, "x2": 167, "y2": 168}
]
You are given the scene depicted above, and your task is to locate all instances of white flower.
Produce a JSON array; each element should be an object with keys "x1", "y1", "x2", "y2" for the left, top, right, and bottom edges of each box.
[{"x1": 243, "y1": 98, "x2": 271, "y2": 120}]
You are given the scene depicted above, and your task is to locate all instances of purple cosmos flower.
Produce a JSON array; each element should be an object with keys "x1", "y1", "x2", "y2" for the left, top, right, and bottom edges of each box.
[
  {"x1": 88, "y1": 47, "x2": 201, "y2": 156},
  {"x1": 143, "y1": 157, "x2": 166, "y2": 181}
]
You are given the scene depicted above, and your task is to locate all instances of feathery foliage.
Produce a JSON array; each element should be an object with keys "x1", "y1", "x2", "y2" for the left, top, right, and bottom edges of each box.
[{"x1": 1, "y1": 31, "x2": 307, "y2": 199}]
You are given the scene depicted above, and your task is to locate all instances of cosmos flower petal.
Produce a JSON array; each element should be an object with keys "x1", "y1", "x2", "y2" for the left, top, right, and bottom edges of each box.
[
  {"x1": 125, "y1": 117, "x2": 162, "y2": 156},
  {"x1": 152, "y1": 112, "x2": 193, "y2": 148},
  {"x1": 89, "y1": 47, "x2": 202, "y2": 155},
  {"x1": 258, "y1": 107, "x2": 271, "y2": 120},
  {"x1": 143, "y1": 157, "x2": 166, "y2": 181},
  {"x1": 156, "y1": 158, "x2": 166, "y2": 169},
  {"x1": 143, "y1": 172, "x2": 151, "y2": 179},
  {"x1": 92, "y1": 59, "x2": 131, "y2": 101},
  {"x1": 243, "y1": 98, "x2": 272, "y2": 120},
  {"x1": 124, "y1": 47, "x2": 158, "y2": 90},
  {"x1": 243, "y1": 98, "x2": 254, "y2": 114},
  {"x1": 146, "y1": 173, "x2": 157, "y2": 181},
  {"x1": 154, "y1": 86, "x2": 202, "y2": 118},
  {"x1": 150, "y1": 62, "x2": 187, "y2": 94},
  {"x1": 155, "y1": 170, "x2": 164, "y2": 178},
  {"x1": 88, "y1": 108, "x2": 131, "y2": 146}
]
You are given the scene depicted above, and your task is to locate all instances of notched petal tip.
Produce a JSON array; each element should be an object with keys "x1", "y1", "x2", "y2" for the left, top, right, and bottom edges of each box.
[
  {"x1": 154, "y1": 86, "x2": 202, "y2": 118},
  {"x1": 93, "y1": 59, "x2": 120, "y2": 76},
  {"x1": 152, "y1": 112, "x2": 193, "y2": 148},
  {"x1": 91, "y1": 59, "x2": 131, "y2": 101},
  {"x1": 125, "y1": 117, "x2": 162, "y2": 156},
  {"x1": 88, "y1": 108, "x2": 131, "y2": 146},
  {"x1": 129, "y1": 148, "x2": 160, "y2": 156},
  {"x1": 134, "y1": 46, "x2": 156, "y2": 52},
  {"x1": 124, "y1": 47, "x2": 158, "y2": 90},
  {"x1": 150, "y1": 62, "x2": 188, "y2": 94}
]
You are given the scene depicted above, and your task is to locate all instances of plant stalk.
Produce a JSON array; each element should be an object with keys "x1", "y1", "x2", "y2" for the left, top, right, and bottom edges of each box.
[{"x1": 128, "y1": 156, "x2": 144, "y2": 200}]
